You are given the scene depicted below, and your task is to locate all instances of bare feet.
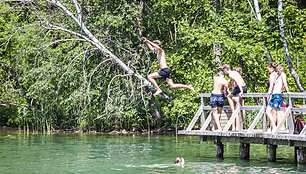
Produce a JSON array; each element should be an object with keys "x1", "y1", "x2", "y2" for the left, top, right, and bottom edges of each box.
[
  {"x1": 188, "y1": 85, "x2": 195, "y2": 92},
  {"x1": 153, "y1": 89, "x2": 163, "y2": 96}
]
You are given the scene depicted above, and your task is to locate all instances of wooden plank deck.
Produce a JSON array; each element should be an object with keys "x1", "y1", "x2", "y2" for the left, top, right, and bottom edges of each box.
[{"x1": 178, "y1": 130, "x2": 306, "y2": 147}]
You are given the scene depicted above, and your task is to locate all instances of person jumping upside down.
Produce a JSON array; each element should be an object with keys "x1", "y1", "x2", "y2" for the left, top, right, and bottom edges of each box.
[{"x1": 142, "y1": 37, "x2": 195, "y2": 96}]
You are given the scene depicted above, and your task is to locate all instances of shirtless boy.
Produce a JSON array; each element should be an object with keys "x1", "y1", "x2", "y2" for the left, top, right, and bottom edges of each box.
[
  {"x1": 266, "y1": 64, "x2": 290, "y2": 131},
  {"x1": 210, "y1": 70, "x2": 228, "y2": 131},
  {"x1": 222, "y1": 64, "x2": 247, "y2": 131},
  {"x1": 142, "y1": 37, "x2": 195, "y2": 96}
]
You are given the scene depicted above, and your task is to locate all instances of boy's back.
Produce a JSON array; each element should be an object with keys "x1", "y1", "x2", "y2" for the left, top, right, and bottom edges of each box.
[
  {"x1": 212, "y1": 76, "x2": 227, "y2": 94},
  {"x1": 228, "y1": 71, "x2": 245, "y2": 87}
]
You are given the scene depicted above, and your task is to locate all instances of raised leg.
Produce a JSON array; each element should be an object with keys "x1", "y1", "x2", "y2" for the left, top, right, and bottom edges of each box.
[
  {"x1": 148, "y1": 72, "x2": 162, "y2": 96},
  {"x1": 166, "y1": 79, "x2": 195, "y2": 92}
]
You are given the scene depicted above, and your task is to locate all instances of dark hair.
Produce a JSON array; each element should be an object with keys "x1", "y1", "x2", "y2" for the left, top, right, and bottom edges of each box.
[
  {"x1": 268, "y1": 62, "x2": 278, "y2": 71},
  {"x1": 219, "y1": 70, "x2": 225, "y2": 76},
  {"x1": 174, "y1": 157, "x2": 184, "y2": 164},
  {"x1": 222, "y1": 64, "x2": 230, "y2": 71},
  {"x1": 153, "y1": 40, "x2": 162, "y2": 48}
]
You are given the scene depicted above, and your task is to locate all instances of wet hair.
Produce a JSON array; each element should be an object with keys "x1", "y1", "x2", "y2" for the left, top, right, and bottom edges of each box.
[
  {"x1": 153, "y1": 40, "x2": 162, "y2": 48},
  {"x1": 219, "y1": 70, "x2": 225, "y2": 76},
  {"x1": 233, "y1": 66, "x2": 242, "y2": 75},
  {"x1": 276, "y1": 64, "x2": 284, "y2": 72},
  {"x1": 174, "y1": 157, "x2": 184, "y2": 165},
  {"x1": 221, "y1": 64, "x2": 231, "y2": 71},
  {"x1": 268, "y1": 62, "x2": 278, "y2": 71}
]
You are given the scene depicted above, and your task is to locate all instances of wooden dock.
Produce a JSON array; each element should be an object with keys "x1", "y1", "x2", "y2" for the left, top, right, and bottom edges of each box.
[{"x1": 178, "y1": 93, "x2": 306, "y2": 163}]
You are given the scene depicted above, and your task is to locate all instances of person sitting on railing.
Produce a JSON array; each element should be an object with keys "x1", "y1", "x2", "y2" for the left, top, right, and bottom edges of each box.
[
  {"x1": 266, "y1": 62, "x2": 279, "y2": 131},
  {"x1": 266, "y1": 64, "x2": 290, "y2": 132},
  {"x1": 222, "y1": 64, "x2": 247, "y2": 131},
  {"x1": 210, "y1": 70, "x2": 228, "y2": 131}
]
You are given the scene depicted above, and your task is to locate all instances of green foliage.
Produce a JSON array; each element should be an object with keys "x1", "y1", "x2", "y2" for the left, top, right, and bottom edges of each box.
[{"x1": 0, "y1": 0, "x2": 305, "y2": 132}]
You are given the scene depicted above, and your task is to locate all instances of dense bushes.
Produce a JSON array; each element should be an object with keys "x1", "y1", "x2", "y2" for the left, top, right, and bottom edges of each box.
[{"x1": 0, "y1": 0, "x2": 304, "y2": 132}]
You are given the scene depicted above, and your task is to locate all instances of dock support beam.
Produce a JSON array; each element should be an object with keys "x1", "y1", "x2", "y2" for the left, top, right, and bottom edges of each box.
[
  {"x1": 215, "y1": 140, "x2": 224, "y2": 159},
  {"x1": 295, "y1": 147, "x2": 306, "y2": 164},
  {"x1": 239, "y1": 143, "x2": 250, "y2": 160},
  {"x1": 267, "y1": 144, "x2": 277, "y2": 162}
]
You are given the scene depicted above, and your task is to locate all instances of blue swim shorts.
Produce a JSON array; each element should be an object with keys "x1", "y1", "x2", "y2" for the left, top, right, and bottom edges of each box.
[
  {"x1": 158, "y1": 68, "x2": 171, "y2": 79},
  {"x1": 268, "y1": 94, "x2": 282, "y2": 108},
  {"x1": 210, "y1": 94, "x2": 226, "y2": 108}
]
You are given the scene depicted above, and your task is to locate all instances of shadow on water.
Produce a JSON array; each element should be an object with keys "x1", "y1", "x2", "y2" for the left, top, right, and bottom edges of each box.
[{"x1": 0, "y1": 130, "x2": 305, "y2": 173}]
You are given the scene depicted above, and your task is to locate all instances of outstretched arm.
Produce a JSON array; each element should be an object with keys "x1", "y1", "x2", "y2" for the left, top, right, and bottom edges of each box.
[{"x1": 141, "y1": 37, "x2": 161, "y2": 51}]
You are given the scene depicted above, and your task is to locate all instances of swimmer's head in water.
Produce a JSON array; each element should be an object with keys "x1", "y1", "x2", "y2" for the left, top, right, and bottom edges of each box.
[{"x1": 174, "y1": 157, "x2": 184, "y2": 165}]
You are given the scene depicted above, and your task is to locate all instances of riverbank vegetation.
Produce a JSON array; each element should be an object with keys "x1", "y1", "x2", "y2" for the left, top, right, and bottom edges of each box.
[{"x1": 0, "y1": 0, "x2": 305, "y2": 132}]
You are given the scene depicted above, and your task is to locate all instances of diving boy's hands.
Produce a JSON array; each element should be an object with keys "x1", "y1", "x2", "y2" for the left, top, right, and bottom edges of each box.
[{"x1": 141, "y1": 37, "x2": 148, "y2": 42}]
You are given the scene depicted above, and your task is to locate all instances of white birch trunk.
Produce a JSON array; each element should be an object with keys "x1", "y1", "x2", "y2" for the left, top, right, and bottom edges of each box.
[
  {"x1": 277, "y1": 0, "x2": 304, "y2": 92},
  {"x1": 253, "y1": 0, "x2": 262, "y2": 21}
]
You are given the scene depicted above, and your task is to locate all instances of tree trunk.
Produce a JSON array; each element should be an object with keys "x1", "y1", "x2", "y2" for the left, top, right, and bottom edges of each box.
[
  {"x1": 53, "y1": 1, "x2": 173, "y2": 100},
  {"x1": 212, "y1": 0, "x2": 222, "y2": 68},
  {"x1": 277, "y1": 0, "x2": 304, "y2": 92},
  {"x1": 3, "y1": 0, "x2": 173, "y2": 100},
  {"x1": 253, "y1": 0, "x2": 273, "y2": 62},
  {"x1": 253, "y1": 0, "x2": 262, "y2": 21}
]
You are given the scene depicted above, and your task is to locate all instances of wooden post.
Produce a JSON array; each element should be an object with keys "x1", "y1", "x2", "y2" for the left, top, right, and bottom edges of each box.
[
  {"x1": 296, "y1": 147, "x2": 306, "y2": 164},
  {"x1": 239, "y1": 143, "x2": 250, "y2": 160},
  {"x1": 198, "y1": 136, "x2": 207, "y2": 142},
  {"x1": 288, "y1": 96, "x2": 294, "y2": 134},
  {"x1": 267, "y1": 144, "x2": 277, "y2": 162},
  {"x1": 263, "y1": 97, "x2": 267, "y2": 132},
  {"x1": 215, "y1": 139, "x2": 224, "y2": 159},
  {"x1": 237, "y1": 102, "x2": 242, "y2": 131},
  {"x1": 201, "y1": 97, "x2": 206, "y2": 128}
]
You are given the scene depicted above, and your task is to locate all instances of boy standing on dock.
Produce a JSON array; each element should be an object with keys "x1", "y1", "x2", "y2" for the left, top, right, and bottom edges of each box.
[
  {"x1": 141, "y1": 37, "x2": 195, "y2": 96},
  {"x1": 222, "y1": 64, "x2": 247, "y2": 131},
  {"x1": 210, "y1": 70, "x2": 228, "y2": 131},
  {"x1": 266, "y1": 64, "x2": 290, "y2": 131}
]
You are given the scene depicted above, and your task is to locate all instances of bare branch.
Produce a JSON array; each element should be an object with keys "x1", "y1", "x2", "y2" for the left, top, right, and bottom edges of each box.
[
  {"x1": 72, "y1": 0, "x2": 82, "y2": 22},
  {"x1": 40, "y1": 23, "x2": 94, "y2": 44},
  {"x1": 37, "y1": 38, "x2": 87, "y2": 51},
  {"x1": 0, "y1": 99, "x2": 32, "y2": 111}
]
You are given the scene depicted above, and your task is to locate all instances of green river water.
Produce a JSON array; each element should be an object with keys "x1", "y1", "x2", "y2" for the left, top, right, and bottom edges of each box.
[{"x1": 0, "y1": 130, "x2": 305, "y2": 174}]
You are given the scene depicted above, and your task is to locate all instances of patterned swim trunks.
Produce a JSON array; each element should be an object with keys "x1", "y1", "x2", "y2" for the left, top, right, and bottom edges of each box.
[
  {"x1": 268, "y1": 94, "x2": 282, "y2": 108},
  {"x1": 210, "y1": 94, "x2": 226, "y2": 108}
]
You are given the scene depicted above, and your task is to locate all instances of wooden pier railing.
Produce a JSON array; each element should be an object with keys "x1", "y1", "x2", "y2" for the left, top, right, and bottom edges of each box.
[{"x1": 183, "y1": 93, "x2": 306, "y2": 135}]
